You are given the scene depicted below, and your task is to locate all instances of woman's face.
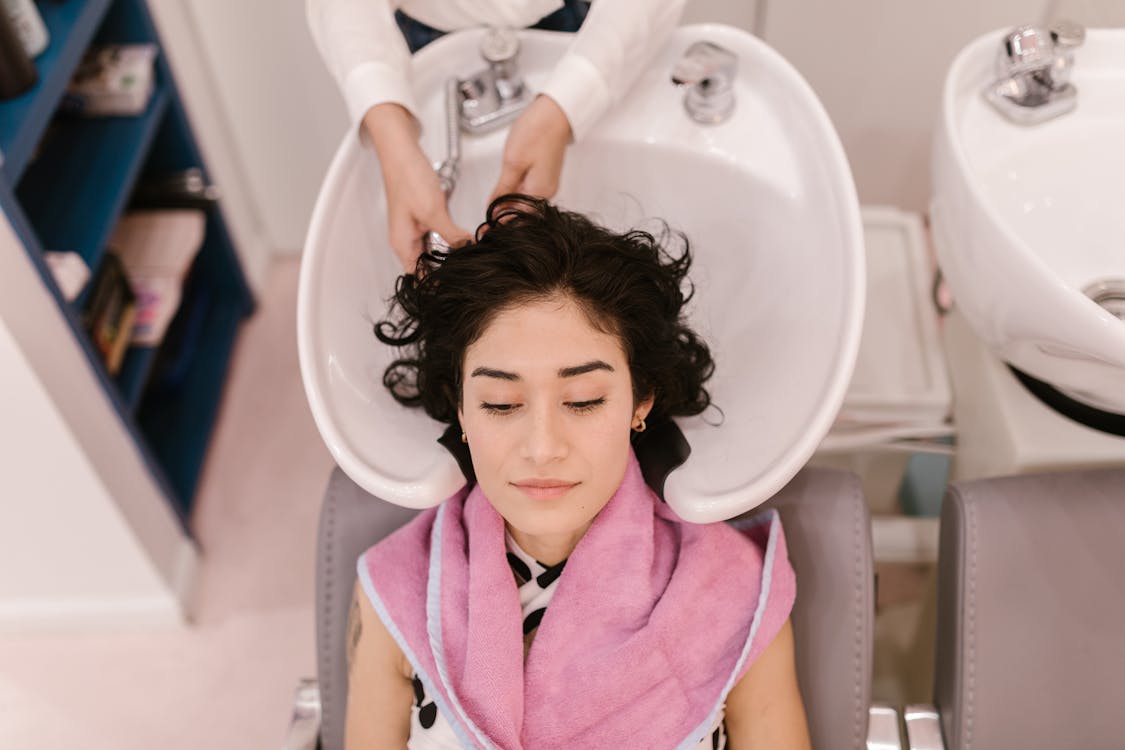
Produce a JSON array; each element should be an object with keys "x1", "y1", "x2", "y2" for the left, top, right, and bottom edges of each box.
[{"x1": 458, "y1": 294, "x2": 652, "y2": 558}]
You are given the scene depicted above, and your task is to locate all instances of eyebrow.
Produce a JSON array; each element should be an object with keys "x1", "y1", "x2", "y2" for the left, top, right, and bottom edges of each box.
[{"x1": 469, "y1": 360, "x2": 615, "y2": 381}]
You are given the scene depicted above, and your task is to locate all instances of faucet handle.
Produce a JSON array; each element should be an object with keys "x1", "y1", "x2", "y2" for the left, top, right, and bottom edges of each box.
[
  {"x1": 478, "y1": 27, "x2": 523, "y2": 102},
  {"x1": 480, "y1": 27, "x2": 519, "y2": 65},
  {"x1": 1048, "y1": 19, "x2": 1086, "y2": 50},
  {"x1": 1047, "y1": 19, "x2": 1085, "y2": 88},
  {"x1": 672, "y1": 41, "x2": 738, "y2": 124},
  {"x1": 672, "y1": 41, "x2": 737, "y2": 87},
  {"x1": 997, "y1": 25, "x2": 1055, "y2": 77}
]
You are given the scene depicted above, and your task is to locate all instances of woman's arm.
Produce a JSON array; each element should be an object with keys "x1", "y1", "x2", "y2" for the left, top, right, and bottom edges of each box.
[
  {"x1": 344, "y1": 579, "x2": 414, "y2": 750},
  {"x1": 723, "y1": 618, "x2": 812, "y2": 750}
]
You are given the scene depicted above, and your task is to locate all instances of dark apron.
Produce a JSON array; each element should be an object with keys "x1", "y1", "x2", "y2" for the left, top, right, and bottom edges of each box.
[{"x1": 396, "y1": 0, "x2": 590, "y2": 53}]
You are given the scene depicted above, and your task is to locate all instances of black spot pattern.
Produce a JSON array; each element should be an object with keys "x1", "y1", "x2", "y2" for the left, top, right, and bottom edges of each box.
[
  {"x1": 710, "y1": 721, "x2": 728, "y2": 749},
  {"x1": 535, "y1": 560, "x2": 567, "y2": 588},
  {"x1": 506, "y1": 552, "x2": 532, "y2": 584},
  {"x1": 523, "y1": 607, "x2": 546, "y2": 635},
  {"x1": 412, "y1": 675, "x2": 437, "y2": 729}
]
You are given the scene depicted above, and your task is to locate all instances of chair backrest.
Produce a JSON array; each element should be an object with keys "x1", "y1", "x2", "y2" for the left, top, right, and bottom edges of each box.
[
  {"x1": 316, "y1": 469, "x2": 420, "y2": 750},
  {"x1": 760, "y1": 467, "x2": 874, "y2": 750},
  {"x1": 934, "y1": 468, "x2": 1125, "y2": 750},
  {"x1": 316, "y1": 466, "x2": 873, "y2": 750}
]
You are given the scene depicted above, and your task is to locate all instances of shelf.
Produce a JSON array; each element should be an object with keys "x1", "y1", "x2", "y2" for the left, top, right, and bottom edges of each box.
[
  {"x1": 116, "y1": 344, "x2": 159, "y2": 409},
  {"x1": 137, "y1": 286, "x2": 247, "y2": 519},
  {"x1": 0, "y1": 0, "x2": 114, "y2": 182},
  {"x1": 15, "y1": 85, "x2": 170, "y2": 303},
  {"x1": 0, "y1": 0, "x2": 255, "y2": 528}
]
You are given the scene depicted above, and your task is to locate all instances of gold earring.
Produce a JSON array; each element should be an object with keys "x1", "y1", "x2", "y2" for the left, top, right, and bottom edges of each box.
[
  {"x1": 632, "y1": 418, "x2": 646, "y2": 433},
  {"x1": 461, "y1": 431, "x2": 468, "y2": 443}
]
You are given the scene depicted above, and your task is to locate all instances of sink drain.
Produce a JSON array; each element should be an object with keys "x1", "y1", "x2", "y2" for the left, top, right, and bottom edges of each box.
[{"x1": 1083, "y1": 279, "x2": 1125, "y2": 320}]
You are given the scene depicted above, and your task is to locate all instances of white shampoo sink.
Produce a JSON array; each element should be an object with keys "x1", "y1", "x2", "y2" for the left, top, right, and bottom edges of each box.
[
  {"x1": 932, "y1": 28, "x2": 1125, "y2": 413},
  {"x1": 298, "y1": 25, "x2": 864, "y2": 522}
]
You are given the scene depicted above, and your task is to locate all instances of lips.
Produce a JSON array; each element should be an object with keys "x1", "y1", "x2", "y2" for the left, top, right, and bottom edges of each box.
[{"x1": 511, "y1": 479, "x2": 579, "y2": 500}]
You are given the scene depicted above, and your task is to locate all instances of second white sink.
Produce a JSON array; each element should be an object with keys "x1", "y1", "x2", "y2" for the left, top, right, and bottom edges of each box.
[{"x1": 932, "y1": 28, "x2": 1125, "y2": 413}]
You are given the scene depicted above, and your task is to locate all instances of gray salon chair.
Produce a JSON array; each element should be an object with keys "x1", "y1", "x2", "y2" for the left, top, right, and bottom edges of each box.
[
  {"x1": 286, "y1": 466, "x2": 900, "y2": 749},
  {"x1": 903, "y1": 468, "x2": 1125, "y2": 750}
]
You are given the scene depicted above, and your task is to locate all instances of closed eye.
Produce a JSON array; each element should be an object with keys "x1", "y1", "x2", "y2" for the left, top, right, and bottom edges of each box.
[
  {"x1": 567, "y1": 398, "x2": 605, "y2": 413},
  {"x1": 480, "y1": 402, "x2": 521, "y2": 415}
]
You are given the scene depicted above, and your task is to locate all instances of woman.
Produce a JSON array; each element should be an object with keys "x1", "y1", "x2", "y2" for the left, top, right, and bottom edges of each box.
[{"x1": 345, "y1": 196, "x2": 811, "y2": 749}]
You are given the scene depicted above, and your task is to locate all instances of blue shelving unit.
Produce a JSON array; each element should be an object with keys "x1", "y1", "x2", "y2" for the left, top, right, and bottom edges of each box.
[
  {"x1": 0, "y1": 0, "x2": 112, "y2": 182},
  {"x1": 17, "y1": 85, "x2": 169, "y2": 301},
  {"x1": 0, "y1": 0, "x2": 254, "y2": 528},
  {"x1": 116, "y1": 344, "x2": 158, "y2": 409}
]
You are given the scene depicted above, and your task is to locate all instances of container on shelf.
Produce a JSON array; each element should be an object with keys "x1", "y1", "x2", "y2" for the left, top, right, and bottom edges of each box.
[
  {"x1": 1, "y1": 0, "x2": 49, "y2": 57},
  {"x1": 0, "y1": 9, "x2": 37, "y2": 100}
]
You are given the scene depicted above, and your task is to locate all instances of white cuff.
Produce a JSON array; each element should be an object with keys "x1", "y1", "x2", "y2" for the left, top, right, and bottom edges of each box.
[
  {"x1": 344, "y1": 61, "x2": 420, "y2": 142},
  {"x1": 540, "y1": 53, "x2": 611, "y2": 143}
]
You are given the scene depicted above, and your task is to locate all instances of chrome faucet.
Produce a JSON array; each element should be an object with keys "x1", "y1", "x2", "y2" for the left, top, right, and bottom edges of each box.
[
  {"x1": 423, "y1": 77, "x2": 462, "y2": 255},
  {"x1": 425, "y1": 28, "x2": 531, "y2": 253},
  {"x1": 985, "y1": 20, "x2": 1085, "y2": 124},
  {"x1": 672, "y1": 41, "x2": 738, "y2": 124},
  {"x1": 457, "y1": 27, "x2": 533, "y2": 134}
]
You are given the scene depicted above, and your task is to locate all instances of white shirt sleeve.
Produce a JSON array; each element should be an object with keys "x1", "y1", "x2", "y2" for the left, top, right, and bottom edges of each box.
[
  {"x1": 306, "y1": 0, "x2": 418, "y2": 131},
  {"x1": 307, "y1": 0, "x2": 686, "y2": 141},
  {"x1": 541, "y1": 0, "x2": 686, "y2": 142}
]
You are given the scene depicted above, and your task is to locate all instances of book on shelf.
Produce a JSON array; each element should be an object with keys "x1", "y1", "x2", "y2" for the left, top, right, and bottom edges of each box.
[
  {"x1": 109, "y1": 209, "x2": 206, "y2": 347},
  {"x1": 82, "y1": 252, "x2": 137, "y2": 375},
  {"x1": 61, "y1": 44, "x2": 158, "y2": 117}
]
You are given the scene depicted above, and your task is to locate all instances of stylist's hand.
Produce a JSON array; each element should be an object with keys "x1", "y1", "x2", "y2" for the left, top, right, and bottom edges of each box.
[
  {"x1": 489, "y1": 95, "x2": 573, "y2": 203},
  {"x1": 363, "y1": 103, "x2": 471, "y2": 270}
]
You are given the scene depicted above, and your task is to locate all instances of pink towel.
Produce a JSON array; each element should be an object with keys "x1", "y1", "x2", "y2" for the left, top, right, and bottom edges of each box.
[{"x1": 358, "y1": 451, "x2": 796, "y2": 749}]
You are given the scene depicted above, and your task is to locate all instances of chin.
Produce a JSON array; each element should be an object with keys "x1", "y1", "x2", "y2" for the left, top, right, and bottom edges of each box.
[{"x1": 500, "y1": 502, "x2": 589, "y2": 539}]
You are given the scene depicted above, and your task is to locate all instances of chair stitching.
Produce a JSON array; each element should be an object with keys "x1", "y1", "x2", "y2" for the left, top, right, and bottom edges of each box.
[
  {"x1": 965, "y1": 494, "x2": 977, "y2": 750},
  {"x1": 850, "y1": 476, "x2": 865, "y2": 750},
  {"x1": 320, "y1": 480, "x2": 338, "y2": 748}
]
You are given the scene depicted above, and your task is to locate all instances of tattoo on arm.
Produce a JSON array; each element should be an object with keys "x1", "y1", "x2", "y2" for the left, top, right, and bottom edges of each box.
[{"x1": 347, "y1": 597, "x2": 362, "y2": 674}]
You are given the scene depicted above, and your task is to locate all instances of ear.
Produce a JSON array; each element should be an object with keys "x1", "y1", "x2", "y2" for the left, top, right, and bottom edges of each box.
[{"x1": 635, "y1": 393, "x2": 655, "y2": 422}]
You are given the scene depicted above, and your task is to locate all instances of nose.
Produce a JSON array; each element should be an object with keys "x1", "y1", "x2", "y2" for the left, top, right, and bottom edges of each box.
[{"x1": 520, "y1": 404, "x2": 569, "y2": 465}]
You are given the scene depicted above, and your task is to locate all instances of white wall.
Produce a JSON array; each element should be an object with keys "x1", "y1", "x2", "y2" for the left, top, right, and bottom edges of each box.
[
  {"x1": 761, "y1": 0, "x2": 1125, "y2": 212},
  {"x1": 0, "y1": 214, "x2": 197, "y2": 631},
  {"x1": 0, "y1": 320, "x2": 180, "y2": 630},
  {"x1": 146, "y1": 0, "x2": 283, "y2": 292},
  {"x1": 153, "y1": 0, "x2": 348, "y2": 257},
  {"x1": 163, "y1": 0, "x2": 1125, "y2": 252},
  {"x1": 683, "y1": 0, "x2": 762, "y2": 31}
]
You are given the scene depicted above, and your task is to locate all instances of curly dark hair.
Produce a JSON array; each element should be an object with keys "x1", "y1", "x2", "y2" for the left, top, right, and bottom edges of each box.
[{"x1": 375, "y1": 195, "x2": 715, "y2": 427}]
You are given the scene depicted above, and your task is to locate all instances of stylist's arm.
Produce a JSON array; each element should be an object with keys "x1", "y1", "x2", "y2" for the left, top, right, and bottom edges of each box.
[{"x1": 363, "y1": 103, "x2": 471, "y2": 270}]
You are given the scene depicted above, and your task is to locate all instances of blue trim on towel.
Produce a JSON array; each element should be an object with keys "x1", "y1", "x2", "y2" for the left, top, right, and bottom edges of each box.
[
  {"x1": 356, "y1": 559, "x2": 475, "y2": 749},
  {"x1": 425, "y1": 502, "x2": 498, "y2": 750},
  {"x1": 673, "y1": 508, "x2": 784, "y2": 750}
]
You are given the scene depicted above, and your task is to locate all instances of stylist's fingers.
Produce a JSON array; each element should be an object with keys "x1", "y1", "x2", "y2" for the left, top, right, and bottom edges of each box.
[
  {"x1": 489, "y1": 161, "x2": 527, "y2": 205},
  {"x1": 423, "y1": 206, "x2": 472, "y2": 249},
  {"x1": 388, "y1": 213, "x2": 423, "y2": 271},
  {"x1": 517, "y1": 162, "x2": 560, "y2": 199}
]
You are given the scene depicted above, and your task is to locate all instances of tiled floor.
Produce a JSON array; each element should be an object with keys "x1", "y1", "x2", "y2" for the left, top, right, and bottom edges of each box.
[{"x1": 0, "y1": 258, "x2": 334, "y2": 750}]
